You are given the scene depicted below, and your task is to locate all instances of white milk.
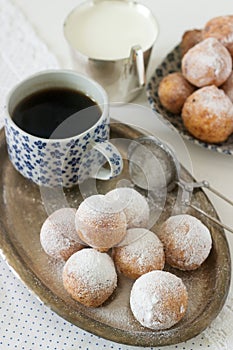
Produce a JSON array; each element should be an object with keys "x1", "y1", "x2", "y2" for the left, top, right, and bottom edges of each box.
[{"x1": 65, "y1": 1, "x2": 158, "y2": 60}]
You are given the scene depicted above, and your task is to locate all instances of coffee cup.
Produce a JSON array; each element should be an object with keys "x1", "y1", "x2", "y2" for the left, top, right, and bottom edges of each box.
[
  {"x1": 4, "y1": 69, "x2": 123, "y2": 187},
  {"x1": 64, "y1": 0, "x2": 159, "y2": 103}
]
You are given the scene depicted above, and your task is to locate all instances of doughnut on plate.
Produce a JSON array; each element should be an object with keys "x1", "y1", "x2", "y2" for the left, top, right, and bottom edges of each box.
[
  {"x1": 147, "y1": 44, "x2": 233, "y2": 155},
  {"x1": 0, "y1": 124, "x2": 230, "y2": 347}
]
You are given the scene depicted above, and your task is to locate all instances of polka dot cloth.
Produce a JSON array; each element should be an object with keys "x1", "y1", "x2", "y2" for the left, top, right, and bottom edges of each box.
[{"x1": 0, "y1": 257, "x2": 213, "y2": 350}]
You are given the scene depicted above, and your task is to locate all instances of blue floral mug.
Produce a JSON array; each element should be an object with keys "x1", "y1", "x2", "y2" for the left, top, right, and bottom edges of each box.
[{"x1": 5, "y1": 70, "x2": 123, "y2": 187}]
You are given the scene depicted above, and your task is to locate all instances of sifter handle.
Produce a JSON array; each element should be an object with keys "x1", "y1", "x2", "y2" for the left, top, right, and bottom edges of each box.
[
  {"x1": 201, "y1": 180, "x2": 233, "y2": 206},
  {"x1": 179, "y1": 179, "x2": 233, "y2": 206},
  {"x1": 184, "y1": 200, "x2": 233, "y2": 234}
]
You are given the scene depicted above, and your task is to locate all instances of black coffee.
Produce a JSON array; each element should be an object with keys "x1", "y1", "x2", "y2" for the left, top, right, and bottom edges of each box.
[{"x1": 12, "y1": 88, "x2": 102, "y2": 139}]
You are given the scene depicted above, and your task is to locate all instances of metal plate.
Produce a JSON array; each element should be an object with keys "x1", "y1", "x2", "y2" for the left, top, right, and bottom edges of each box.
[
  {"x1": 0, "y1": 124, "x2": 231, "y2": 347},
  {"x1": 147, "y1": 44, "x2": 233, "y2": 155}
]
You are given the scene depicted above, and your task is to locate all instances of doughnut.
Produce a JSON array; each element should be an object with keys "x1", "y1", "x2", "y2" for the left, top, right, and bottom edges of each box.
[
  {"x1": 75, "y1": 194, "x2": 127, "y2": 252},
  {"x1": 40, "y1": 208, "x2": 85, "y2": 261},
  {"x1": 130, "y1": 270, "x2": 188, "y2": 330},
  {"x1": 158, "y1": 72, "x2": 195, "y2": 114},
  {"x1": 221, "y1": 71, "x2": 233, "y2": 102},
  {"x1": 105, "y1": 187, "x2": 150, "y2": 229},
  {"x1": 182, "y1": 37, "x2": 232, "y2": 87},
  {"x1": 203, "y1": 15, "x2": 233, "y2": 57},
  {"x1": 157, "y1": 214, "x2": 212, "y2": 270},
  {"x1": 112, "y1": 228, "x2": 165, "y2": 279},
  {"x1": 62, "y1": 248, "x2": 117, "y2": 307},
  {"x1": 181, "y1": 85, "x2": 233, "y2": 143},
  {"x1": 180, "y1": 29, "x2": 203, "y2": 57}
]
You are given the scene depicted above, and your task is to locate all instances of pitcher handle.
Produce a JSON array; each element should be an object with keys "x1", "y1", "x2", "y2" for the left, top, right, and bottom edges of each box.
[{"x1": 130, "y1": 45, "x2": 146, "y2": 88}]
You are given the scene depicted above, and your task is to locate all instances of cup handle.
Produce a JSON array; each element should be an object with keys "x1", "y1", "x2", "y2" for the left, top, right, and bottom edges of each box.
[
  {"x1": 92, "y1": 140, "x2": 123, "y2": 180},
  {"x1": 130, "y1": 45, "x2": 146, "y2": 88}
]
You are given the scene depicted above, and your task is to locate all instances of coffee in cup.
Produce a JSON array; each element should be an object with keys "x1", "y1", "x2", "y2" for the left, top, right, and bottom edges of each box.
[
  {"x1": 5, "y1": 70, "x2": 123, "y2": 187},
  {"x1": 12, "y1": 87, "x2": 102, "y2": 139}
]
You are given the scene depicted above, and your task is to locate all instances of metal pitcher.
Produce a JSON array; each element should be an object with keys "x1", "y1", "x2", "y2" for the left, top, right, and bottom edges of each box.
[{"x1": 64, "y1": 0, "x2": 159, "y2": 103}]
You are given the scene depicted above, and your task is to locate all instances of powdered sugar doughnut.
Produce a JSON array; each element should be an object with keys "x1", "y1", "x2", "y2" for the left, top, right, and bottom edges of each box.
[
  {"x1": 182, "y1": 38, "x2": 232, "y2": 87},
  {"x1": 75, "y1": 195, "x2": 127, "y2": 252},
  {"x1": 180, "y1": 29, "x2": 203, "y2": 57},
  {"x1": 158, "y1": 72, "x2": 195, "y2": 114},
  {"x1": 105, "y1": 188, "x2": 150, "y2": 229},
  {"x1": 113, "y1": 228, "x2": 165, "y2": 279},
  {"x1": 182, "y1": 85, "x2": 233, "y2": 143},
  {"x1": 221, "y1": 71, "x2": 233, "y2": 102},
  {"x1": 203, "y1": 15, "x2": 233, "y2": 57},
  {"x1": 130, "y1": 270, "x2": 188, "y2": 330},
  {"x1": 63, "y1": 248, "x2": 117, "y2": 307},
  {"x1": 40, "y1": 208, "x2": 85, "y2": 261},
  {"x1": 157, "y1": 214, "x2": 212, "y2": 271}
]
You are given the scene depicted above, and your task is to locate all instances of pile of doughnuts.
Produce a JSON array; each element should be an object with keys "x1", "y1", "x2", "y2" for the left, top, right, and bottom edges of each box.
[
  {"x1": 40, "y1": 188, "x2": 212, "y2": 331},
  {"x1": 158, "y1": 15, "x2": 233, "y2": 143}
]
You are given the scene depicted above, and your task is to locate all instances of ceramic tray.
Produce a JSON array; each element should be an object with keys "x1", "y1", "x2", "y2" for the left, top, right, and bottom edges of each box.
[
  {"x1": 147, "y1": 44, "x2": 233, "y2": 155},
  {"x1": 0, "y1": 124, "x2": 231, "y2": 347}
]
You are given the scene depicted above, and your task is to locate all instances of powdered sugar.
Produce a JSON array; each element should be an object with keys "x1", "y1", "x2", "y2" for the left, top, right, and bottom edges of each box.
[
  {"x1": 190, "y1": 85, "x2": 233, "y2": 119},
  {"x1": 116, "y1": 227, "x2": 149, "y2": 246},
  {"x1": 130, "y1": 270, "x2": 188, "y2": 330},
  {"x1": 123, "y1": 230, "x2": 163, "y2": 268},
  {"x1": 40, "y1": 208, "x2": 84, "y2": 260},
  {"x1": 157, "y1": 214, "x2": 212, "y2": 270},
  {"x1": 38, "y1": 188, "x2": 213, "y2": 333},
  {"x1": 203, "y1": 15, "x2": 233, "y2": 56},
  {"x1": 182, "y1": 37, "x2": 232, "y2": 87},
  {"x1": 63, "y1": 248, "x2": 117, "y2": 291},
  {"x1": 75, "y1": 195, "x2": 127, "y2": 250},
  {"x1": 105, "y1": 187, "x2": 150, "y2": 228},
  {"x1": 113, "y1": 228, "x2": 164, "y2": 278},
  {"x1": 90, "y1": 274, "x2": 136, "y2": 329},
  {"x1": 181, "y1": 85, "x2": 233, "y2": 143},
  {"x1": 62, "y1": 248, "x2": 117, "y2": 307}
]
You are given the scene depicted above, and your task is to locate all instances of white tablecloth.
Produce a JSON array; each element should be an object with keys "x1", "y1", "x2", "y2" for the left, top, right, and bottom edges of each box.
[{"x1": 1, "y1": 1, "x2": 233, "y2": 349}]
